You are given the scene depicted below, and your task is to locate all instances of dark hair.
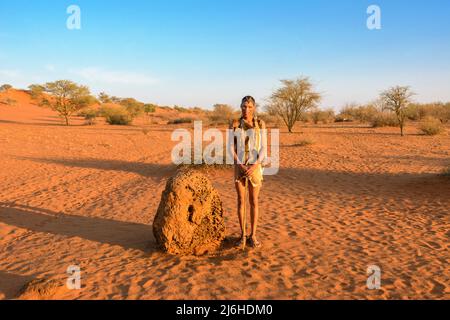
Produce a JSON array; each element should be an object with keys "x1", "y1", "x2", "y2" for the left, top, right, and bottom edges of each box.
[{"x1": 241, "y1": 95, "x2": 256, "y2": 106}]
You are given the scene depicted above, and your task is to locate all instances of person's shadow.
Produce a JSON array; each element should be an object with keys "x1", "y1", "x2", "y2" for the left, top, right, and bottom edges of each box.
[
  {"x1": 0, "y1": 270, "x2": 35, "y2": 299},
  {"x1": 0, "y1": 202, "x2": 155, "y2": 252}
]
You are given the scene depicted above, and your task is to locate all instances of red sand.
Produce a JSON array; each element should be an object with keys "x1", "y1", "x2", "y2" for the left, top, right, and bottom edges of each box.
[{"x1": 0, "y1": 90, "x2": 449, "y2": 299}]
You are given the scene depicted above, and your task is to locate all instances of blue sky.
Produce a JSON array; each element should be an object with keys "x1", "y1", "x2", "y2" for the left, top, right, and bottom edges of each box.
[{"x1": 1, "y1": 0, "x2": 449, "y2": 110}]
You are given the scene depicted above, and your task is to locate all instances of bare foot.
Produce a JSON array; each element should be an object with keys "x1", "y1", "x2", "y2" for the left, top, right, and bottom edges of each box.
[{"x1": 248, "y1": 237, "x2": 262, "y2": 248}]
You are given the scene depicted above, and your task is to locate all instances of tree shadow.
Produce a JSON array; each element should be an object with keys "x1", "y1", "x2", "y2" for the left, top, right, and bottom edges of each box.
[
  {"x1": 16, "y1": 157, "x2": 177, "y2": 180},
  {"x1": 0, "y1": 203, "x2": 156, "y2": 252},
  {"x1": 0, "y1": 119, "x2": 65, "y2": 127}
]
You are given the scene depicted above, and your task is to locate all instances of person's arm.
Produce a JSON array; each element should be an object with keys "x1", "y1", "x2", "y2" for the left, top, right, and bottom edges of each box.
[
  {"x1": 228, "y1": 120, "x2": 246, "y2": 169},
  {"x1": 256, "y1": 120, "x2": 267, "y2": 165}
]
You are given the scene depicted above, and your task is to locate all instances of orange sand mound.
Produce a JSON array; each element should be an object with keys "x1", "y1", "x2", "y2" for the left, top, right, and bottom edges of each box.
[{"x1": 0, "y1": 95, "x2": 449, "y2": 300}]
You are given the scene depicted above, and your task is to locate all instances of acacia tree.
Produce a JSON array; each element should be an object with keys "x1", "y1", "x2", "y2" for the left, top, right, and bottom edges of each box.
[
  {"x1": 32, "y1": 80, "x2": 95, "y2": 126},
  {"x1": 98, "y1": 92, "x2": 112, "y2": 104},
  {"x1": 380, "y1": 86, "x2": 415, "y2": 136},
  {"x1": 0, "y1": 84, "x2": 13, "y2": 92},
  {"x1": 268, "y1": 77, "x2": 322, "y2": 133}
]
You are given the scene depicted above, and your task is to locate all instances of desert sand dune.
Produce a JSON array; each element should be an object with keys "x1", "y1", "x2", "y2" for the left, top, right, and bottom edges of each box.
[{"x1": 0, "y1": 98, "x2": 449, "y2": 300}]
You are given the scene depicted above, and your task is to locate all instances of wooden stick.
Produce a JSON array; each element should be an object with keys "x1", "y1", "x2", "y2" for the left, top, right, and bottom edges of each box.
[{"x1": 242, "y1": 175, "x2": 248, "y2": 251}]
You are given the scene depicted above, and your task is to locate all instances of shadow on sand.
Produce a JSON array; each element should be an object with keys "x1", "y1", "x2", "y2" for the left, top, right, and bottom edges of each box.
[
  {"x1": 0, "y1": 203, "x2": 245, "y2": 258},
  {"x1": 0, "y1": 203, "x2": 155, "y2": 252},
  {"x1": 0, "y1": 270, "x2": 35, "y2": 300},
  {"x1": 16, "y1": 156, "x2": 178, "y2": 180}
]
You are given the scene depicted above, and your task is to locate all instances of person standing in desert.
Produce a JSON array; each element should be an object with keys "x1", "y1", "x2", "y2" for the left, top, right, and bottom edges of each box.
[{"x1": 229, "y1": 96, "x2": 267, "y2": 248}]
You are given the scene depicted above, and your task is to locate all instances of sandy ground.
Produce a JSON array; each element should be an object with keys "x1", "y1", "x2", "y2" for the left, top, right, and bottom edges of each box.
[{"x1": 0, "y1": 92, "x2": 449, "y2": 300}]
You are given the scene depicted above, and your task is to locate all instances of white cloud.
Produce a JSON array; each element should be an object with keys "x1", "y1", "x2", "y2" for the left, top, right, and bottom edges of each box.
[{"x1": 71, "y1": 67, "x2": 158, "y2": 86}]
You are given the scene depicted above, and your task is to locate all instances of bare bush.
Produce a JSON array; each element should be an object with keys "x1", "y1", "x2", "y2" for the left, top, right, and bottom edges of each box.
[
  {"x1": 311, "y1": 109, "x2": 335, "y2": 124},
  {"x1": 419, "y1": 117, "x2": 443, "y2": 136},
  {"x1": 208, "y1": 104, "x2": 235, "y2": 125},
  {"x1": 370, "y1": 112, "x2": 399, "y2": 128}
]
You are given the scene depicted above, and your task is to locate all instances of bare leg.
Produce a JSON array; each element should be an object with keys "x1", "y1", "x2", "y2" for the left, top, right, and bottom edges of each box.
[
  {"x1": 235, "y1": 179, "x2": 246, "y2": 239},
  {"x1": 248, "y1": 183, "x2": 261, "y2": 243}
]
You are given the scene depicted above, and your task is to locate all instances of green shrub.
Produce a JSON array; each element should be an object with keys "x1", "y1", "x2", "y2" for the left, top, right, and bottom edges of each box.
[
  {"x1": 100, "y1": 105, "x2": 133, "y2": 125},
  {"x1": 419, "y1": 117, "x2": 443, "y2": 136},
  {"x1": 28, "y1": 84, "x2": 45, "y2": 100},
  {"x1": 78, "y1": 108, "x2": 98, "y2": 125},
  {"x1": 144, "y1": 104, "x2": 156, "y2": 115},
  {"x1": 119, "y1": 98, "x2": 144, "y2": 117}
]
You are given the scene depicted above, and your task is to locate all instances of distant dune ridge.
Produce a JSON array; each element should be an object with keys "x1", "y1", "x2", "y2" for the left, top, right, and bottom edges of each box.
[{"x1": 0, "y1": 86, "x2": 449, "y2": 300}]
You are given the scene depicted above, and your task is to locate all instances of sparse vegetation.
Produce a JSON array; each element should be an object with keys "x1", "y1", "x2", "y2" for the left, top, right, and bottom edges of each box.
[
  {"x1": 174, "y1": 105, "x2": 189, "y2": 113},
  {"x1": 419, "y1": 117, "x2": 443, "y2": 136},
  {"x1": 168, "y1": 117, "x2": 193, "y2": 125},
  {"x1": 370, "y1": 112, "x2": 399, "y2": 128},
  {"x1": 208, "y1": 104, "x2": 235, "y2": 125},
  {"x1": 311, "y1": 109, "x2": 335, "y2": 124},
  {"x1": 0, "y1": 84, "x2": 13, "y2": 92},
  {"x1": 380, "y1": 86, "x2": 415, "y2": 136},
  {"x1": 143, "y1": 103, "x2": 157, "y2": 118},
  {"x1": 337, "y1": 103, "x2": 379, "y2": 124},
  {"x1": 0, "y1": 98, "x2": 17, "y2": 106},
  {"x1": 267, "y1": 77, "x2": 322, "y2": 133},
  {"x1": 406, "y1": 102, "x2": 450, "y2": 124},
  {"x1": 98, "y1": 92, "x2": 112, "y2": 104},
  {"x1": 29, "y1": 80, "x2": 96, "y2": 126},
  {"x1": 258, "y1": 112, "x2": 281, "y2": 127},
  {"x1": 28, "y1": 84, "x2": 45, "y2": 100},
  {"x1": 100, "y1": 105, "x2": 133, "y2": 125},
  {"x1": 117, "y1": 98, "x2": 144, "y2": 118},
  {"x1": 78, "y1": 107, "x2": 98, "y2": 125}
]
